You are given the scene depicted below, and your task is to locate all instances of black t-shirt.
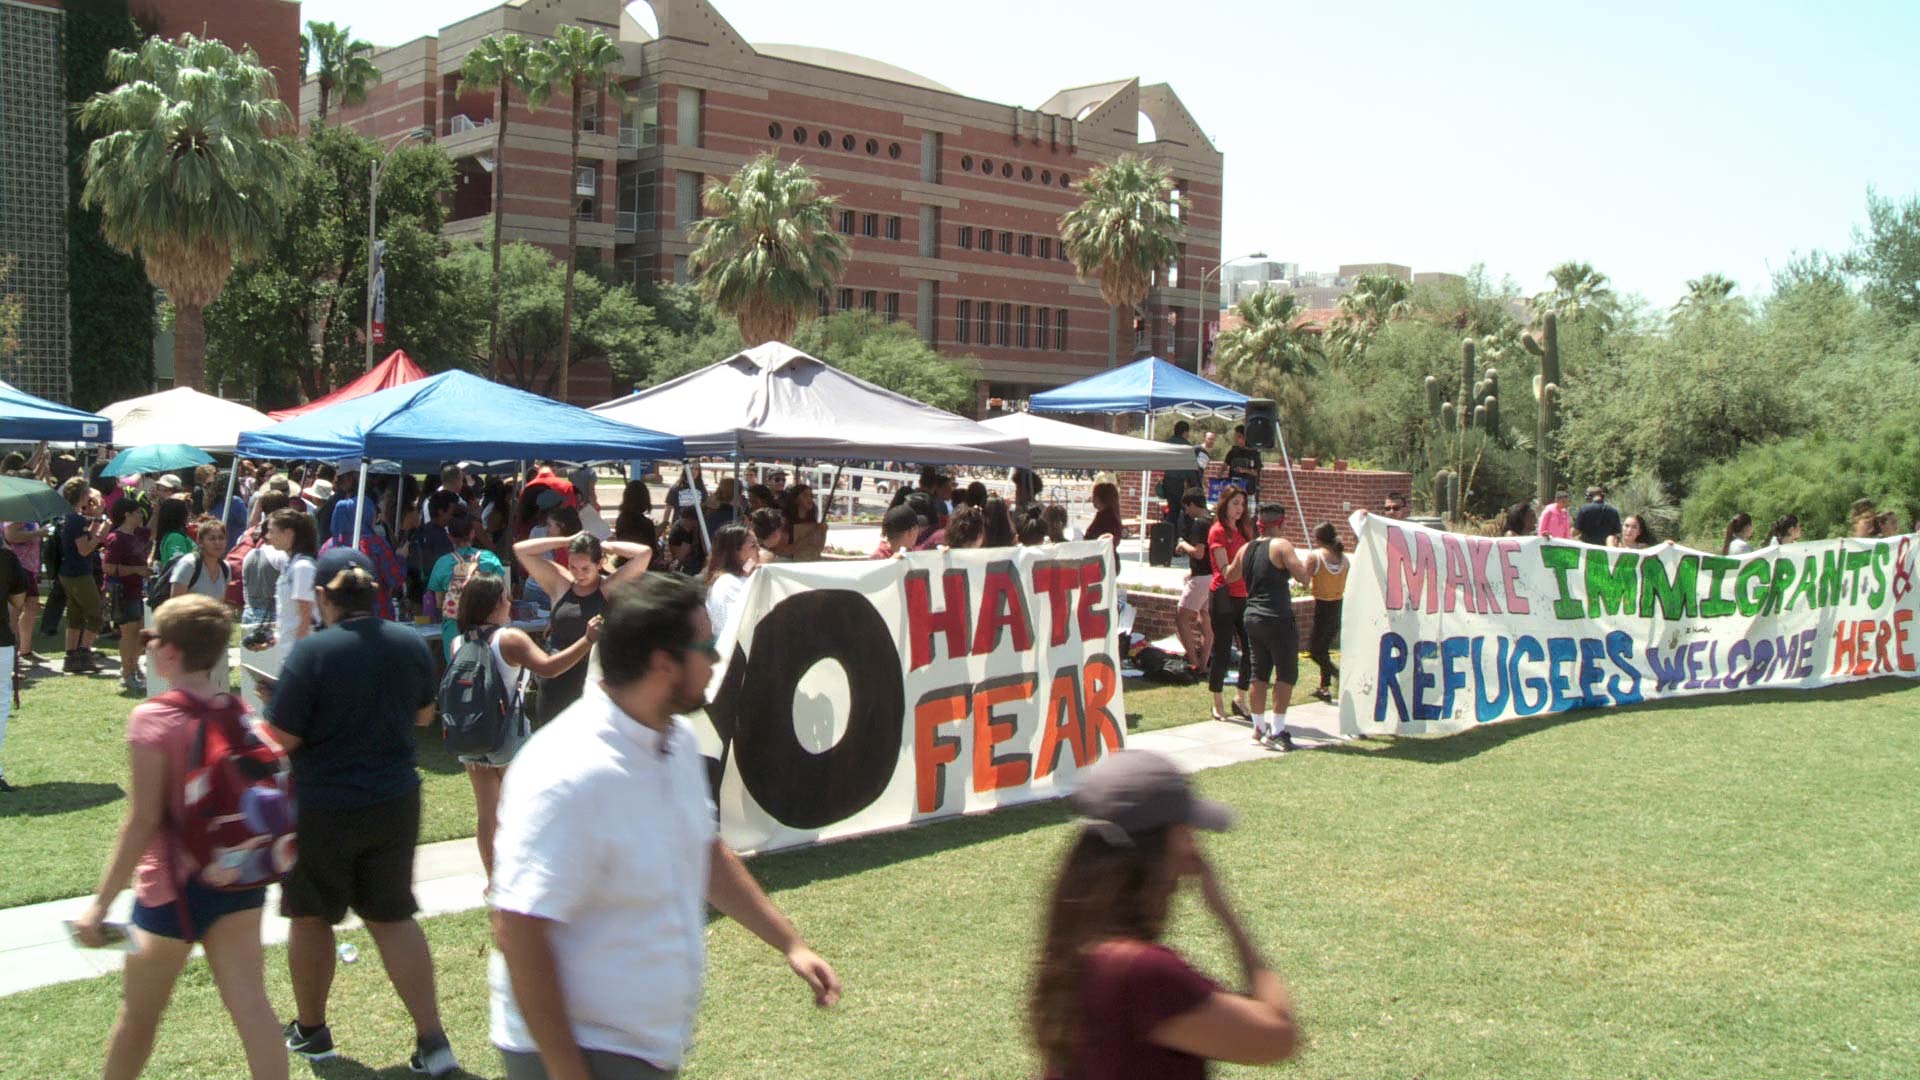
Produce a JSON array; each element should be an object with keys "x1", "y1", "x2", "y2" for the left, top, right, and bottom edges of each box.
[
  {"x1": 0, "y1": 549, "x2": 25, "y2": 648},
  {"x1": 1182, "y1": 512, "x2": 1214, "y2": 577},
  {"x1": 268, "y1": 615, "x2": 435, "y2": 811},
  {"x1": 59, "y1": 511, "x2": 94, "y2": 574},
  {"x1": 1573, "y1": 501, "x2": 1623, "y2": 546},
  {"x1": 1224, "y1": 445, "x2": 1263, "y2": 483}
]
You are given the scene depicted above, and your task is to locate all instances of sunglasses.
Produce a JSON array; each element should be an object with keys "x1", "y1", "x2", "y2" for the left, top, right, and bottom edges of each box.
[
  {"x1": 138, "y1": 628, "x2": 162, "y2": 647},
  {"x1": 686, "y1": 635, "x2": 721, "y2": 662}
]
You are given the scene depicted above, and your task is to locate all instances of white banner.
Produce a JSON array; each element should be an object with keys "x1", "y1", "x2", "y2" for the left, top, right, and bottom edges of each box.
[
  {"x1": 1339, "y1": 513, "x2": 1920, "y2": 735},
  {"x1": 696, "y1": 541, "x2": 1125, "y2": 853}
]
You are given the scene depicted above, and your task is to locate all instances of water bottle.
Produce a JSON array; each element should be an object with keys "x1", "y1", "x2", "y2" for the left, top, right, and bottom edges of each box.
[{"x1": 337, "y1": 943, "x2": 360, "y2": 964}]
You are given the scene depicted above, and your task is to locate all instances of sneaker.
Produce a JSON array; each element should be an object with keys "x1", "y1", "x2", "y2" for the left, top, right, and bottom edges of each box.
[
  {"x1": 1311, "y1": 687, "x2": 1333, "y2": 703},
  {"x1": 410, "y1": 1034, "x2": 458, "y2": 1077},
  {"x1": 283, "y1": 1020, "x2": 336, "y2": 1061},
  {"x1": 1250, "y1": 721, "x2": 1267, "y2": 743},
  {"x1": 1276, "y1": 730, "x2": 1297, "y2": 752}
]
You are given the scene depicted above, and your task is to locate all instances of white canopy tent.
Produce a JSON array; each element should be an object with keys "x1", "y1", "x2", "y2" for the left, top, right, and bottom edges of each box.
[
  {"x1": 978, "y1": 411, "x2": 1200, "y2": 472},
  {"x1": 97, "y1": 387, "x2": 273, "y2": 452},
  {"x1": 591, "y1": 342, "x2": 1031, "y2": 467}
]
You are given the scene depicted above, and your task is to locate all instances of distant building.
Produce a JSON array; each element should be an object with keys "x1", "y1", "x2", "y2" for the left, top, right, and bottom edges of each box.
[
  {"x1": 1338, "y1": 262, "x2": 1412, "y2": 283},
  {"x1": 1413, "y1": 271, "x2": 1465, "y2": 287},
  {"x1": 317, "y1": 0, "x2": 1224, "y2": 405}
]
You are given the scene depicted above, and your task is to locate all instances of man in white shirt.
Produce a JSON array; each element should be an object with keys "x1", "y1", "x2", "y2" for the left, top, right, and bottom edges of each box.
[{"x1": 489, "y1": 574, "x2": 840, "y2": 1080}]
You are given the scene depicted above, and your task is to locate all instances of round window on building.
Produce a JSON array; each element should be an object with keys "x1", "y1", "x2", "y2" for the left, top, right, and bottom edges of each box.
[
  {"x1": 1060, "y1": 173, "x2": 1072, "y2": 188},
  {"x1": 961, "y1": 155, "x2": 974, "y2": 171},
  {"x1": 865, "y1": 138, "x2": 878, "y2": 155},
  {"x1": 1000, "y1": 162, "x2": 1013, "y2": 178},
  {"x1": 888, "y1": 142, "x2": 901, "y2": 159},
  {"x1": 818, "y1": 129, "x2": 832, "y2": 148},
  {"x1": 1022, "y1": 165, "x2": 1034, "y2": 181},
  {"x1": 980, "y1": 158, "x2": 993, "y2": 174},
  {"x1": 1041, "y1": 169, "x2": 1052, "y2": 185},
  {"x1": 768, "y1": 122, "x2": 783, "y2": 140},
  {"x1": 841, "y1": 133, "x2": 856, "y2": 151},
  {"x1": 793, "y1": 126, "x2": 808, "y2": 144}
]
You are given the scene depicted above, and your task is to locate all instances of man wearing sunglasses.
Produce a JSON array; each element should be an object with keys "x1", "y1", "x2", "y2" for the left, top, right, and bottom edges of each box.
[{"x1": 489, "y1": 574, "x2": 840, "y2": 1080}]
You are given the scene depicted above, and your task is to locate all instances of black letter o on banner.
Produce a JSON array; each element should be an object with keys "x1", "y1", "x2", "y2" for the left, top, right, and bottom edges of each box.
[{"x1": 731, "y1": 590, "x2": 904, "y2": 829}]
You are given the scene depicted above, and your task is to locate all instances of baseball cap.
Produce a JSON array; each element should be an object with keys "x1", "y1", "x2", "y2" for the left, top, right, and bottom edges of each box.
[
  {"x1": 154, "y1": 474, "x2": 182, "y2": 491},
  {"x1": 1068, "y1": 750, "x2": 1235, "y2": 844},
  {"x1": 314, "y1": 546, "x2": 374, "y2": 590},
  {"x1": 883, "y1": 504, "x2": 919, "y2": 537}
]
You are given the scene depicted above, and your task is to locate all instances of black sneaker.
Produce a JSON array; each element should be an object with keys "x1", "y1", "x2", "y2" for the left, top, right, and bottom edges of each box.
[
  {"x1": 283, "y1": 1020, "x2": 336, "y2": 1061},
  {"x1": 1311, "y1": 687, "x2": 1333, "y2": 703},
  {"x1": 1276, "y1": 729, "x2": 1297, "y2": 752},
  {"x1": 410, "y1": 1033, "x2": 458, "y2": 1076}
]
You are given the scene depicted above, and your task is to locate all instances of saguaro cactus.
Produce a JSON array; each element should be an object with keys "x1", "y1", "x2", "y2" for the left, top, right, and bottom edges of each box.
[
  {"x1": 1523, "y1": 312, "x2": 1562, "y2": 506},
  {"x1": 1423, "y1": 339, "x2": 1503, "y2": 522}
]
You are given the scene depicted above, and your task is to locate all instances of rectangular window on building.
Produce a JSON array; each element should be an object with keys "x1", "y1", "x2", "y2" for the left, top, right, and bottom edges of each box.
[
  {"x1": 1016, "y1": 305, "x2": 1031, "y2": 347},
  {"x1": 624, "y1": 84, "x2": 659, "y2": 148},
  {"x1": 958, "y1": 225, "x2": 972, "y2": 250},
  {"x1": 1056, "y1": 308, "x2": 1068, "y2": 350},
  {"x1": 998, "y1": 231, "x2": 1013, "y2": 256},
  {"x1": 957, "y1": 300, "x2": 971, "y2": 344},
  {"x1": 621, "y1": 169, "x2": 657, "y2": 231},
  {"x1": 1039, "y1": 237, "x2": 1052, "y2": 261},
  {"x1": 1170, "y1": 181, "x2": 1183, "y2": 222},
  {"x1": 884, "y1": 292, "x2": 900, "y2": 323},
  {"x1": 977, "y1": 304, "x2": 991, "y2": 345},
  {"x1": 674, "y1": 171, "x2": 701, "y2": 228},
  {"x1": 839, "y1": 209, "x2": 855, "y2": 234},
  {"x1": 1020, "y1": 234, "x2": 1033, "y2": 258},
  {"x1": 579, "y1": 91, "x2": 600, "y2": 133},
  {"x1": 838, "y1": 288, "x2": 854, "y2": 311},
  {"x1": 980, "y1": 228, "x2": 992, "y2": 253},
  {"x1": 919, "y1": 206, "x2": 939, "y2": 258},
  {"x1": 997, "y1": 303, "x2": 1011, "y2": 346},
  {"x1": 675, "y1": 87, "x2": 703, "y2": 147},
  {"x1": 1059, "y1": 243, "x2": 1070, "y2": 263},
  {"x1": 673, "y1": 255, "x2": 689, "y2": 284},
  {"x1": 862, "y1": 290, "x2": 877, "y2": 312},
  {"x1": 1037, "y1": 307, "x2": 1050, "y2": 348},
  {"x1": 919, "y1": 281, "x2": 937, "y2": 344},
  {"x1": 862, "y1": 214, "x2": 878, "y2": 238},
  {"x1": 818, "y1": 289, "x2": 830, "y2": 318},
  {"x1": 920, "y1": 131, "x2": 941, "y2": 183},
  {"x1": 886, "y1": 215, "x2": 901, "y2": 242}
]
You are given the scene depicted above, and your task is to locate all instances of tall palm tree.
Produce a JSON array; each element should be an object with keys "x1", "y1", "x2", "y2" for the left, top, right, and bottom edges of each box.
[
  {"x1": 1327, "y1": 272, "x2": 1411, "y2": 360},
  {"x1": 688, "y1": 153, "x2": 847, "y2": 346},
  {"x1": 79, "y1": 35, "x2": 298, "y2": 388},
  {"x1": 533, "y1": 25, "x2": 625, "y2": 403},
  {"x1": 1215, "y1": 290, "x2": 1322, "y2": 384},
  {"x1": 1528, "y1": 261, "x2": 1617, "y2": 332},
  {"x1": 300, "y1": 21, "x2": 380, "y2": 124},
  {"x1": 1058, "y1": 153, "x2": 1182, "y2": 363},
  {"x1": 1672, "y1": 273, "x2": 1740, "y2": 320},
  {"x1": 459, "y1": 33, "x2": 539, "y2": 380}
]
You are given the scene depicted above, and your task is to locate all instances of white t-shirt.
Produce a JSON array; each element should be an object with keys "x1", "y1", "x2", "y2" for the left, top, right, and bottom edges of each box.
[
  {"x1": 705, "y1": 572, "x2": 749, "y2": 640},
  {"x1": 1728, "y1": 537, "x2": 1753, "y2": 555},
  {"x1": 489, "y1": 690, "x2": 715, "y2": 1067},
  {"x1": 274, "y1": 554, "x2": 316, "y2": 648}
]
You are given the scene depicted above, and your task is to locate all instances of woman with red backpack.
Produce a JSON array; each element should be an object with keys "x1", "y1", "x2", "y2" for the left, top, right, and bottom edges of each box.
[{"x1": 72, "y1": 594, "x2": 290, "y2": 1079}]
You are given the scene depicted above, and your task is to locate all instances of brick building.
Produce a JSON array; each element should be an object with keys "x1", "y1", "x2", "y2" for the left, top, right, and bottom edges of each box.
[{"x1": 315, "y1": 0, "x2": 1224, "y2": 406}]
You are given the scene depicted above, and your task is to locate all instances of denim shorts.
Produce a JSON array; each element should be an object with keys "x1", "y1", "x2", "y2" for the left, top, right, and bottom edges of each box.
[{"x1": 131, "y1": 879, "x2": 267, "y2": 942}]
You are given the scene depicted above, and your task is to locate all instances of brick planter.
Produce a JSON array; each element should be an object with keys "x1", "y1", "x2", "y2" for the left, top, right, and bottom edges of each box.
[{"x1": 1117, "y1": 461, "x2": 1412, "y2": 551}]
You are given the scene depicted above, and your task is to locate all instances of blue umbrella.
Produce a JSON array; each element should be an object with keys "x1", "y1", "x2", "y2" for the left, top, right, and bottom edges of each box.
[{"x1": 101, "y1": 443, "x2": 215, "y2": 478}]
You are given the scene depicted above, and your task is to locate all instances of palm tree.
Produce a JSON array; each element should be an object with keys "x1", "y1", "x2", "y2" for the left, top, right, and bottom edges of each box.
[
  {"x1": 688, "y1": 153, "x2": 847, "y2": 346},
  {"x1": 1327, "y1": 272, "x2": 1411, "y2": 360},
  {"x1": 1672, "y1": 273, "x2": 1740, "y2": 320},
  {"x1": 78, "y1": 35, "x2": 298, "y2": 388},
  {"x1": 1528, "y1": 261, "x2": 1617, "y2": 332},
  {"x1": 1214, "y1": 289, "x2": 1323, "y2": 389},
  {"x1": 459, "y1": 33, "x2": 539, "y2": 380},
  {"x1": 1058, "y1": 153, "x2": 1182, "y2": 362},
  {"x1": 301, "y1": 21, "x2": 380, "y2": 124},
  {"x1": 533, "y1": 26, "x2": 626, "y2": 403}
]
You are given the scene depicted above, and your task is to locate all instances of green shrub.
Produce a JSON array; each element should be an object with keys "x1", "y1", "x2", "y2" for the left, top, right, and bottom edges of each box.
[{"x1": 1682, "y1": 411, "x2": 1920, "y2": 539}]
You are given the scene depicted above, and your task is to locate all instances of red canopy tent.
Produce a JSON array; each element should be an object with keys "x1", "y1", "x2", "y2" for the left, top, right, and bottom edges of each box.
[{"x1": 267, "y1": 350, "x2": 428, "y2": 421}]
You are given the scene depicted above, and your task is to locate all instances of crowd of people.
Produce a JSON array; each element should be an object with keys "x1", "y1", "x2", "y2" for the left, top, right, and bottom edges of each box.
[{"x1": 1505, "y1": 486, "x2": 1910, "y2": 549}]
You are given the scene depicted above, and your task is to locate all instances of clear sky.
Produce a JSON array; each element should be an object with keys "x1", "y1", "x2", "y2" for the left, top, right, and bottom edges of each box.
[{"x1": 297, "y1": 0, "x2": 1920, "y2": 307}]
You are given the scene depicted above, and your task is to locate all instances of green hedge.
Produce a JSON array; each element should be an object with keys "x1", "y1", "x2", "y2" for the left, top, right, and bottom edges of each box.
[{"x1": 1682, "y1": 410, "x2": 1920, "y2": 539}]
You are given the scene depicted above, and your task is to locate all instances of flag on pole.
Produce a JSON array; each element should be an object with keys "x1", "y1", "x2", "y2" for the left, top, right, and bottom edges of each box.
[{"x1": 371, "y1": 240, "x2": 388, "y2": 345}]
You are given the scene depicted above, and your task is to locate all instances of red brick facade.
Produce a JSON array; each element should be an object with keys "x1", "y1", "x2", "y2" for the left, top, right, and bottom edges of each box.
[
  {"x1": 1116, "y1": 460, "x2": 1412, "y2": 552},
  {"x1": 134, "y1": 0, "x2": 303, "y2": 120}
]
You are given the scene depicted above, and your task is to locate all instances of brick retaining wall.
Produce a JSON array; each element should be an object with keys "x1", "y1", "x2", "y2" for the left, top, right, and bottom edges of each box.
[{"x1": 1115, "y1": 459, "x2": 1411, "y2": 551}]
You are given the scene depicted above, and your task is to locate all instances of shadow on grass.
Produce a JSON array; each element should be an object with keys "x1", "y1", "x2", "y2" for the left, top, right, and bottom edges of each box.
[
  {"x1": 1325, "y1": 674, "x2": 1920, "y2": 766},
  {"x1": 310, "y1": 1056, "x2": 484, "y2": 1079},
  {"x1": 740, "y1": 796, "x2": 1073, "y2": 896},
  {"x1": 0, "y1": 781, "x2": 123, "y2": 817}
]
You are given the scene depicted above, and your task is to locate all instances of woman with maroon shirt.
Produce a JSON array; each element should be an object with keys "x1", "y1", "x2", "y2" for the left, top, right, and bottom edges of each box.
[
  {"x1": 1205, "y1": 487, "x2": 1253, "y2": 723},
  {"x1": 1031, "y1": 750, "x2": 1297, "y2": 1079}
]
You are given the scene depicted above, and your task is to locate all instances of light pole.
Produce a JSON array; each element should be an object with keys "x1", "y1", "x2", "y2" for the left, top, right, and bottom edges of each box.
[
  {"x1": 1195, "y1": 251, "x2": 1268, "y2": 370},
  {"x1": 365, "y1": 126, "x2": 434, "y2": 370}
]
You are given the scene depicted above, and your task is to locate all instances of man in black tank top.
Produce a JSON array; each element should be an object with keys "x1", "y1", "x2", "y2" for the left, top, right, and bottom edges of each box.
[{"x1": 1227, "y1": 505, "x2": 1315, "y2": 751}]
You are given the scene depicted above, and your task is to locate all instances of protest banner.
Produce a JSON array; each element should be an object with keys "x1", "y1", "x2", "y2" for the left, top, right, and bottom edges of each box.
[
  {"x1": 1340, "y1": 513, "x2": 1920, "y2": 736},
  {"x1": 696, "y1": 540, "x2": 1125, "y2": 853}
]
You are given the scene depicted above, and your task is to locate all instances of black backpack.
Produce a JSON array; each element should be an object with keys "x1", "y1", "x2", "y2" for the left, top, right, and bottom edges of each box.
[
  {"x1": 147, "y1": 553, "x2": 203, "y2": 610},
  {"x1": 438, "y1": 627, "x2": 528, "y2": 755}
]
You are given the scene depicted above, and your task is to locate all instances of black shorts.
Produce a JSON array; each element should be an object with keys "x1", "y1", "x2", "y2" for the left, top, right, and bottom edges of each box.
[
  {"x1": 110, "y1": 582, "x2": 146, "y2": 627},
  {"x1": 1244, "y1": 613, "x2": 1300, "y2": 687},
  {"x1": 281, "y1": 788, "x2": 421, "y2": 924}
]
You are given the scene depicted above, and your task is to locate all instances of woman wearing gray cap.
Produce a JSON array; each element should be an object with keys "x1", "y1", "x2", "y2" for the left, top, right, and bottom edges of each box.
[{"x1": 1030, "y1": 750, "x2": 1297, "y2": 1078}]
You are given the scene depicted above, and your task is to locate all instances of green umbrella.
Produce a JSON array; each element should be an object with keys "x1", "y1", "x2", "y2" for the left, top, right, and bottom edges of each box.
[
  {"x1": 101, "y1": 443, "x2": 215, "y2": 478},
  {"x1": 0, "y1": 476, "x2": 72, "y2": 522}
]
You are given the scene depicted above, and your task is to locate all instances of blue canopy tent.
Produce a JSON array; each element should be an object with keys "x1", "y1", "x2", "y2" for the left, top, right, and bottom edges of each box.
[
  {"x1": 0, "y1": 379, "x2": 113, "y2": 443},
  {"x1": 1028, "y1": 357, "x2": 1306, "y2": 552},
  {"x1": 237, "y1": 370, "x2": 684, "y2": 543}
]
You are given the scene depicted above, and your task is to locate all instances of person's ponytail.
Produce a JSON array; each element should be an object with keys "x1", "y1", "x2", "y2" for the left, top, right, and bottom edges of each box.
[{"x1": 1721, "y1": 512, "x2": 1751, "y2": 555}]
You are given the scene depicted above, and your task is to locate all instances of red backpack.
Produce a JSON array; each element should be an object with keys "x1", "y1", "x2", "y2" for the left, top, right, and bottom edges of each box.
[{"x1": 162, "y1": 690, "x2": 298, "y2": 896}]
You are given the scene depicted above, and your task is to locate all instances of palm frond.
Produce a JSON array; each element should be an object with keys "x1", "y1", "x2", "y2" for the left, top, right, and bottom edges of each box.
[
  {"x1": 1058, "y1": 154, "x2": 1182, "y2": 310},
  {"x1": 688, "y1": 153, "x2": 847, "y2": 345}
]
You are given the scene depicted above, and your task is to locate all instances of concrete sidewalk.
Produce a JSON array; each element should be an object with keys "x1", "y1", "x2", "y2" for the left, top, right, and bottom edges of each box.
[{"x1": 0, "y1": 702, "x2": 1343, "y2": 998}]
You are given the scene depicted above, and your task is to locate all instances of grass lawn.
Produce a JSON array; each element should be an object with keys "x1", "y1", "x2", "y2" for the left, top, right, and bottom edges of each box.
[{"x1": 4, "y1": 677, "x2": 1914, "y2": 1079}]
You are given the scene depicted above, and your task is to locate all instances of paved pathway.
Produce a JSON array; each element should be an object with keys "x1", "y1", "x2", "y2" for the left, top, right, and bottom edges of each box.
[{"x1": 0, "y1": 703, "x2": 1342, "y2": 998}]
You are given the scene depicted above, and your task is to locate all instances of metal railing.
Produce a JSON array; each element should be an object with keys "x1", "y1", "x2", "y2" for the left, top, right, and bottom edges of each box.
[
  {"x1": 446, "y1": 113, "x2": 494, "y2": 136},
  {"x1": 616, "y1": 210, "x2": 654, "y2": 233}
]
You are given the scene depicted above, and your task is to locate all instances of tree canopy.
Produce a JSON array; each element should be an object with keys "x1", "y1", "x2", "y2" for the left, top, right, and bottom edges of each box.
[
  {"x1": 1059, "y1": 153, "x2": 1182, "y2": 314},
  {"x1": 688, "y1": 153, "x2": 847, "y2": 347}
]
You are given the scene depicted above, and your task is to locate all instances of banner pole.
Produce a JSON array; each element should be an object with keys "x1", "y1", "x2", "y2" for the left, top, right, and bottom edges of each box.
[
  {"x1": 691, "y1": 459, "x2": 713, "y2": 554},
  {"x1": 350, "y1": 456, "x2": 369, "y2": 546},
  {"x1": 1273, "y1": 424, "x2": 1310, "y2": 546}
]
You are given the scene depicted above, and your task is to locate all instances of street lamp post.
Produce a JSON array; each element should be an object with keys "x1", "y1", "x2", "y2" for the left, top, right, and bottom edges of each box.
[
  {"x1": 1195, "y1": 251, "x2": 1269, "y2": 370},
  {"x1": 365, "y1": 126, "x2": 434, "y2": 370}
]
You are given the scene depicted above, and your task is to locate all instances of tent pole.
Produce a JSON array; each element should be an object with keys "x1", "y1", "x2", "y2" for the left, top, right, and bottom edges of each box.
[
  {"x1": 824, "y1": 462, "x2": 845, "y2": 521},
  {"x1": 690, "y1": 459, "x2": 713, "y2": 554},
  {"x1": 1273, "y1": 425, "x2": 1310, "y2": 546},
  {"x1": 220, "y1": 458, "x2": 239, "y2": 539},
  {"x1": 1138, "y1": 409, "x2": 1152, "y2": 564},
  {"x1": 350, "y1": 456, "x2": 369, "y2": 546}
]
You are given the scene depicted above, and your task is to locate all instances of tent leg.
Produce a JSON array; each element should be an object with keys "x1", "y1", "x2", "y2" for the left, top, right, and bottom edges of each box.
[
  {"x1": 690, "y1": 460, "x2": 713, "y2": 554},
  {"x1": 1138, "y1": 409, "x2": 1153, "y2": 565},
  {"x1": 221, "y1": 460, "x2": 239, "y2": 537},
  {"x1": 824, "y1": 463, "x2": 845, "y2": 521},
  {"x1": 350, "y1": 457, "x2": 369, "y2": 546},
  {"x1": 1273, "y1": 427, "x2": 1310, "y2": 546}
]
